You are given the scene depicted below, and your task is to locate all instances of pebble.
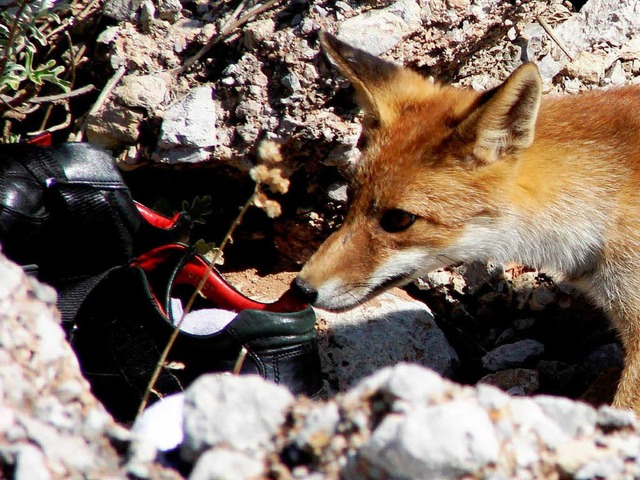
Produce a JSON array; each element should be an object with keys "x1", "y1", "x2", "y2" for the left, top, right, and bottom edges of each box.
[
  {"x1": 481, "y1": 339, "x2": 545, "y2": 372},
  {"x1": 158, "y1": 86, "x2": 218, "y2": 149}
]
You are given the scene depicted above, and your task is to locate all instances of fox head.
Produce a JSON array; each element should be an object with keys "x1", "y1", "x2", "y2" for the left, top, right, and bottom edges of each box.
[{"x1": 293, "y1": 31, "x2": 542, "y2": 312}]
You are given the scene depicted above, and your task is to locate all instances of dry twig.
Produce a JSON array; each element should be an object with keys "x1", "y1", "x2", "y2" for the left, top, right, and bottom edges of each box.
[{"x1": 536, "y1": 14, "x2": 574, "y2": 62}]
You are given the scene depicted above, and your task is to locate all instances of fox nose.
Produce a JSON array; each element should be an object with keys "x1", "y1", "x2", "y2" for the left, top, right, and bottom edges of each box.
[{"x1": 290, "y1": 277, "x2": 318, "y2": 305}]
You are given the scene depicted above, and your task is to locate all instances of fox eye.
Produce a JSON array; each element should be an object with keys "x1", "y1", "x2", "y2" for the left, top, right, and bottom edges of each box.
[{"x1": 380, "y1": 209, "x2": 416, "y2": 232}]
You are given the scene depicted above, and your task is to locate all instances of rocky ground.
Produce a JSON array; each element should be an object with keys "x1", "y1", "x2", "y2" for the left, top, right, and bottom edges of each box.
[{"x1": 3, "y1": 0, "x2": 640, "y2": 478}]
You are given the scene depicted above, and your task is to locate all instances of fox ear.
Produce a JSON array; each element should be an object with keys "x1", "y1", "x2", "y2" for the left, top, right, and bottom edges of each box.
[
  {"x1": 319, "y1": 31, "x2": 409, "y2": 126},
  {"x1": 456, "y1": 62, "x2": 542, "y2": 164}
]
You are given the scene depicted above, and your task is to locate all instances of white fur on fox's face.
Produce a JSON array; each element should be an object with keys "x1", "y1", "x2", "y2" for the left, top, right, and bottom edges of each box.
[{"x1": 310, "y1": 246, "x2": 440, "y2": 311}]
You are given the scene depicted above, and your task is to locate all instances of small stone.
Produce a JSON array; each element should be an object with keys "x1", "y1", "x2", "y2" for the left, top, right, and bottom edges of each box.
[
  {"x1": 564, "y1": 51, "x2": 613, "y2": 84},
  {"x1": 481, "y1": 339, "x2": 545, "y2": 372},
  {"x1": 528, "y1": 284, "x2": 556, "y2": 310},
  {"x1": 158, "y1": 86, "x2": 218, "y2": 149},
  {"x1": 326, "y1": 182, "x2": 348, "y2": 204},
  {"x1": 114, "y1": 73, "x2": 171, "y2": 110},
  {"x1": 85, "y1": 106, "x2": 144, "y2": 149},
  {"x1": 156, "y1": 0, "x2": 182, "y2": 21},
  {"x1": 479, "y1": 369, "x2": 539, "y2": 396}
]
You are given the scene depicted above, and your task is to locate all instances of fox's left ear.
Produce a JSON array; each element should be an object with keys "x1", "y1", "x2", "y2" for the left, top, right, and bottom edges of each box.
[{"x1": 456, "y1": 62, "x2": 542, "y2": 164}]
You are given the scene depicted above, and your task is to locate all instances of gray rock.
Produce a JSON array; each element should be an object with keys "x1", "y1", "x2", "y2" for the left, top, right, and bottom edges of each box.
[
  {"x1": 482, "y1": 339, "x2": 545, "y2": 372},
  {"x1": 361, "y1": 400, "x2": 500, "y2": 479},
  {"x1": 336, "y1": 0, "x2": 421, "y2": 56},
  {"x1": 156, "y1": 0, "x2": 182, "y2": 21},
  {"x1": 181, "y1": 374, "x2": 294, "y2": 462},
  {"x1": 584, "y1": 343, "x2": 624, "y2": 374},
  {"x1": 158, "y1": 86, "x2": 218, "y2": 150},
  {"x1": 153, "y1": 147, "x2": 212, "y2": 164},
  {"x1": 102, "y1": 0, "x2": 144, "y2": 22},
  {"x1": 85, "y1": 105, "x2": 144, "y2": 149},
  {"x1": 479, "y1": 368, "x2": 540, "y2": 396},
  {"x1": 326, "y1": 182, "x2": 348, "y2": 204},
  {"x1": 316, "y1": 292, "x2": 459, "y2": 391}
]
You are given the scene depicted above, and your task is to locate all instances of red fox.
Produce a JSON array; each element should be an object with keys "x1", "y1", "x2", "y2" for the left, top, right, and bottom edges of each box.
[{"x1": 293, "y1": 32, "x2": 640, "y2": 414}]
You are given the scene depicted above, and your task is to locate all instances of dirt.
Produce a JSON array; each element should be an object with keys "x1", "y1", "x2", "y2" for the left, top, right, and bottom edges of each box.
[{"x1": 224, "y1": 268, "x2": 296, "y2": 303}]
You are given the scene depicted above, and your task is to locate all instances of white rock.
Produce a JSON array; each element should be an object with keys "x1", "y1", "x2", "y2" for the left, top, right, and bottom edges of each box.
[
  {"x1": 554, "y1": 0, "x2": 640, "y2": 57},
  {"x1": 508, "y1": 398, "x2": 569, "y2": 449},
  {"x1": 336, "y1": 0, "x2": 421, "y2": 56},
  {"x1": 14, "y1": 444, "x2": 51, "y2": 480},
  {"x1": 189, "y1": 448, "x2": 264, "y2": 480},
  {"x1": 346, "y1": 362, "x2": 449, "y2": 407},
  {"x1": 361, "y1": 400, "x2": 500, "y2": 478},
  {"x1": 534, "y1": 395, "x2": 597, "y2": 438},
  {"x1": 158, "y1": 86, "x2": 218, "y2": 149},
  {"x1": 181, "y1": 374, "x2": 294, "y2": 462},
  {"x1": 131, "y1": 393, "x2": 185, "y2": 451},
  {"x1": 293, "y1": 402, "x2": 340, "y2": 450}
]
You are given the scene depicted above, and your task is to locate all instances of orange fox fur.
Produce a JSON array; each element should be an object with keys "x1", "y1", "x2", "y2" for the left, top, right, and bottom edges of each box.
[{"x1": 295, "y1": 32, "x2": 640, "y2": 414}]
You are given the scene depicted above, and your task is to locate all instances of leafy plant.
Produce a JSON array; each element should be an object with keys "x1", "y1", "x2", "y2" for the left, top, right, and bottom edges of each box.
[
  {"x1": 0, "y1": 0, "x2": 71, "y2": 95},
  {"x1": 0, "y1": 0, "x2": 87, "y2": 141}
]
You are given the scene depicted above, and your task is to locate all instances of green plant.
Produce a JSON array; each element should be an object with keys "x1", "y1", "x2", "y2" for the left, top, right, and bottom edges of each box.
[
  {"x1": 0, "y1": 0, "x2": 90, "y2": 141},
  {"x1": 0, "y1": 1, "x2": 71, "y2": 94}
]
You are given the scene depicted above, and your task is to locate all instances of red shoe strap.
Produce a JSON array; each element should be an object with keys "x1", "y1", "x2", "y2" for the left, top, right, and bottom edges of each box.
[
  {"x1": 134, "y1": 201, "x2": 182, "y2": 229},
  {"x1": 133, "y1": 244, "x2": 307, "y2": 313}
]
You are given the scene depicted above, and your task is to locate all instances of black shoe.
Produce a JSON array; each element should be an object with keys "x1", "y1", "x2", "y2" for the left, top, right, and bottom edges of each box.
[
  {"x1": 0, "y1": 140, "x2": 192, "y2": 322},
  {"x1": 70, "y1": 243, "x2": 323, "y2": 422}
]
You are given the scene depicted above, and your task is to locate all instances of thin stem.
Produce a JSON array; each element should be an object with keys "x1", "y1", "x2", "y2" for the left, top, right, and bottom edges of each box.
[
  {"x1": 136, "y1": 184, "x2": 260, "y2": 418},
  {"x1": 536, "y1": 14, "x2": 574, "y2": 62},
  {"x1": 30, "y1": 83, "x2": 94, "y2": 104},
  {"x1": 71, "y1": 64, "x2": 126, "y2": 141}
]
